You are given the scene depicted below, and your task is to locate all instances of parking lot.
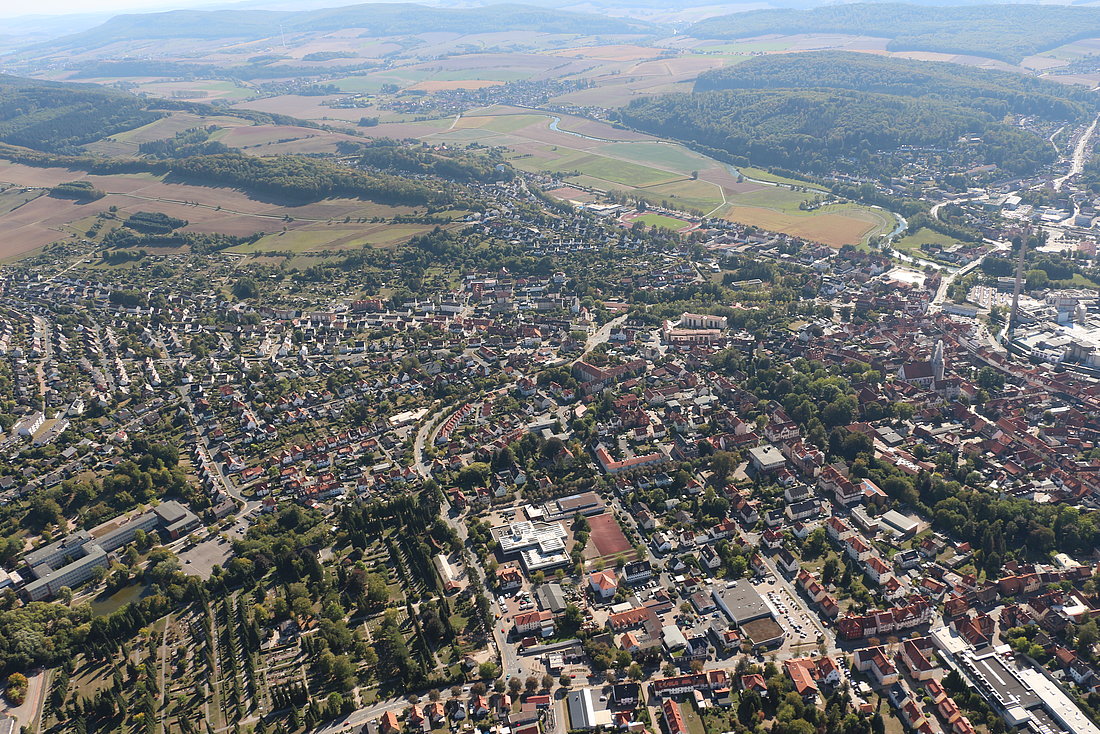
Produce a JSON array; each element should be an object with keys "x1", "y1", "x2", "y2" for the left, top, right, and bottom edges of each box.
[{"x1": 755, "y1": 576, "x2": 827, "y2": 652}]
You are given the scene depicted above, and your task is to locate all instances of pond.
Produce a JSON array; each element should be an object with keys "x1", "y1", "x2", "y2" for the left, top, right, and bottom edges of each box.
[{"x1": 89, "y1": 583, "x2": 152, "y2": 616}]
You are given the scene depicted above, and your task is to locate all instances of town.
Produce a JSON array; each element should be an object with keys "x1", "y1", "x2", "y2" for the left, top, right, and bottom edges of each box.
[{"x1": 0, "y1": 174, "x2": 1098, "y2": 734}]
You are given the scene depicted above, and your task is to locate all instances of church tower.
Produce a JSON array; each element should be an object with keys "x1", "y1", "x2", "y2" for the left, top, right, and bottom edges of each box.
[{"x1": 932, "y1": 340, "x2": 945, "y2": 383}]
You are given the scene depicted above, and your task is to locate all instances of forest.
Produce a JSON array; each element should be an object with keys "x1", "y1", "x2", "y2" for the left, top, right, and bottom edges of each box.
[
  {"x1": 0, "y1": 74, "x2": 162, "y2": 155},
  {"x1": 337, "y1": 138, "x2": 509, "y2": 184},
  {"x1": 167, "y1": 152, "x2": 463, "y2": 207},
  {"x1": 618, "y1": 53, "x2": 1085, "y2": 178},
  {"x1": 687, "y1": 3, "x2": 1100, "y2": 64},
  {"x1": 695, "y1": 52, "x2": 1094, "y2": 121}
]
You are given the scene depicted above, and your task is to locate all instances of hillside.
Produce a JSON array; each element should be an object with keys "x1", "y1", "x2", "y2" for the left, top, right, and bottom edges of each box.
[
  {"x1": 0, "y1": 74, "x2": 309, "y2": 155},
  {"x1": 685, "y1": 3, "x2": 1100, "y2": 63},
  {"x1": 0, "y1": 74, "x2": 481, "y2": 208},
  {"x1": 0, "y1": 75, "x2": 164, "y2": 155},
  {"x1": 694, "y1": 52, "x2": 1094, "y2": 119},
  {"x1": 619, "y1": 53, "x2": 1094, "y2": 178},
  {"x1": 31, "y1": 3, "x2": 658, "y2": 54}
]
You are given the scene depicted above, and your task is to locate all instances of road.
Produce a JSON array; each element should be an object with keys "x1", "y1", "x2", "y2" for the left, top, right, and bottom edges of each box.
[
  {"x1": 178, "y1": 387, "x2": 256, "y2": 510},
  {"x1": 930, "y1": 256, "x2": 983, "y2": 308},
  {"x1": 1054, "y1": 114, "x2": 1098, "y2": 191},
  {"x1": 929, "y1": 238, "x2": 1008, "y2": 310},
  {"x1": 576, "y1": 314, "x2": 626, "y2": 363}
]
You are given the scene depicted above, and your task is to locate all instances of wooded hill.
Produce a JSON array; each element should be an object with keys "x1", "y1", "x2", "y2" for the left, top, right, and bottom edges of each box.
[
  {"x1": 686, "y1": 3, "x2": 1100, "y2": 64},
  {"x1": 0, "y1": 75, "x2": 485, "y2": 208},
  {"x1": 30, "y1": 2, "x2": 657, "y2": 54},
  {"x1": 618, "y1": 52, "x2": 1093, "y2": 178},
  {"x1": 0, "y1": 74, "x2": 302, "y2": 155}
]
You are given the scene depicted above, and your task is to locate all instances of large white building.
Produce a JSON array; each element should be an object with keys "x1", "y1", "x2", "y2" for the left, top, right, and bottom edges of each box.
[{"x1": 491, "y1": 520, "x2": 569, "y2": 572}]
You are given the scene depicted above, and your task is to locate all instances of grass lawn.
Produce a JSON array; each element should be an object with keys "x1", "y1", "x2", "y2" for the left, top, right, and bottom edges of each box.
[
  {"x1": 1053, "y1": 271, "x2": 1100, "y2": 288},
  {"x1": 633, "y1": 213, "x2": 691, "y2": 230},
  {"x1": 893, "y1": 227, "x2": 966, "y2": 254},
  {"x1": 680, "y1": 700, "x2": 709, "y2": 734}
]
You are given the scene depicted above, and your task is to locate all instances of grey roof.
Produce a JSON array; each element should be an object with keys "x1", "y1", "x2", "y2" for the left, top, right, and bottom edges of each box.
[
  {"x1": 536, "y1": 583, "x2": 567, "y2": 614},
  {"x1": 713, "y1": 582, "x2": 772, "y2": 625}
]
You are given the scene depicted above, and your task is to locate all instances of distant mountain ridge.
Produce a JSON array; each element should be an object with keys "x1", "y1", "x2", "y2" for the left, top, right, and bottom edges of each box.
[
  {"x1": 686, "y1": 3, "x2": 1100, "y2": 63},
  {"x1": 28, "y1": 2, "x2": 659, "y2": 54}
]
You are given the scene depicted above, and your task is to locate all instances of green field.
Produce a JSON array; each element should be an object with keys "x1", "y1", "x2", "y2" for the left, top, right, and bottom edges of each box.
[
  {"x1": 511, "y1": 148, "x2": 683, "y2": 187},
  {"x1": 726, "y1": 186, "x2": 815, "y2": 212},
  {"x1": 139, "y1": 79, "x2": 256, "y2": 101},
  {"x1": 460, "y1": 114, "x2": 545, "y2": 134},
  {"x1": 892, "y1": 227, "x2": 966, "y2": 254},
  {"x1": 598, "y1": 141, "x2": 712, "y2": 175},
  {"x1": 633, "y1": 213, "x2": 691, "y2": 230},
  {"x1": 641, "y1": 178, "x2": 724, "y2": 211},
  {"x1": 738, "y1": 166, "x2": 826, "y2": 190},
  {"x1": 333, "y1": 66, "x2": 531, "y2": 93},
  {"x1": 231, "y1": 222, "x2": 443, "y2": 252}
]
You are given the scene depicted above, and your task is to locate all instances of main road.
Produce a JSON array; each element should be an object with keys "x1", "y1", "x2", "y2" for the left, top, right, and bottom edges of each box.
[{"x1": 1054, "y1": 114, "x2": 1099, "y2": 191}]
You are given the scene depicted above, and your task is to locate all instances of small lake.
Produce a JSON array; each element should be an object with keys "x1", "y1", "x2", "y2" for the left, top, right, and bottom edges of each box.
[{"x1": 89, "y1": 583, "x2": 152, "y2": 616}]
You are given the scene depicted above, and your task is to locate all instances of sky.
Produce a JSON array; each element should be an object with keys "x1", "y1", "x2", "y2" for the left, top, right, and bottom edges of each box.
[{"x1": 0, "y1": 0, "x2": 222, "y2": 18}]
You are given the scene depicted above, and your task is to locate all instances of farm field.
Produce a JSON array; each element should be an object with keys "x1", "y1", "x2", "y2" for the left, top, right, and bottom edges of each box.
[
  {"x1": 551, "y1": 44, "x2": 669, "y2": 61},
  {"x1": 135, "y1": 79, "x2": 258, "y2": 102},
  {"x1": 83, "y1": 112, "x2": 256, "y2": 156},
  {"x1": 511, "y1": 147, "x2": 684, "y2": 187},
  {"x1": 228, "y1": 221, "x2": 453, "y2": 253},
  {"x1": 213, "y1": 124, "x2": 364, "y2": 154},
  {"x1": 0, "y1": 159, "x2": 433, "y2": 257},
  {"x1": 718, "y1": 200, "x2": 893, "y2": 247},
  {"x1": 344, "y1": 104, "x2": 892, "y2": 242}
]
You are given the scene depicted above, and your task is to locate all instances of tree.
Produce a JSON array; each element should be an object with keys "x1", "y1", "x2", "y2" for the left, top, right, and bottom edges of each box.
[
  {"x1": 822, "y1": 396, "x2": 856, "y2": 427},
  {"x1": 479, "y1": 661, "x2": 500, "y2": 680},
  {"x1": 803, "y1": 527, "x2": 826, "y2": 559},
  {"x1": 541, "y1": 674, "x2": 555, "y2": 691},
  {"x1": 1077, "y1": 619, "x2": 1099, "y2": 657},
  {"x1": 558, "y1": 675, "x2": 572, "y2": 689},
  {"x1": 456, "y1": 463, "x2": 490, "y2": 489},
  {"x1": 232, "y1": 277, "x2": 259, "y2": 300},
  {"x1": 525, "y1": 676, "x2": 539, "y2": 694},
  {"x1": 976, "y1": 367, "x2": 1004, "y2": 393},
  {"x1": 711, "y1": 451, "x2": 738, "y2": 481},
  {"x1": 1025, "y1": 269, "x2": 1049, "y2": 289}
]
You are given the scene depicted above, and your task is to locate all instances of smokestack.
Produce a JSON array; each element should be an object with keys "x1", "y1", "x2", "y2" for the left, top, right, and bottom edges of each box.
[{"x1": 1009, "y1": 226, "x2": 1029, "y2": 333}]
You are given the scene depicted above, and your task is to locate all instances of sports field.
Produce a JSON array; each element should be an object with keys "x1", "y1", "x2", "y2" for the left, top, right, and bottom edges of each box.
[
  {"x1": 587, "y1": 513, "x2": 633, "y2": 558},
  {"x1": 629, "y1": 212, "x2": 692, "y2": 230}
]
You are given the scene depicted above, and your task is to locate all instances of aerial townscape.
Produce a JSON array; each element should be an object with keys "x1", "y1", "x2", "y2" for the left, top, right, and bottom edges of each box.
[{"x1": 3, "y1": 2, "x2": 1100, "y2": 734}]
